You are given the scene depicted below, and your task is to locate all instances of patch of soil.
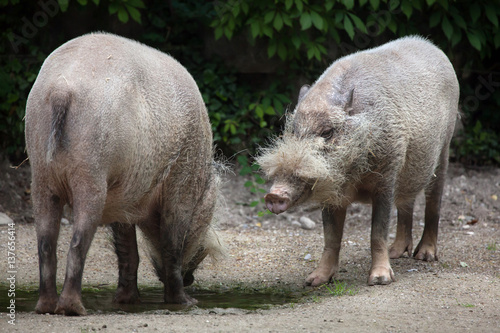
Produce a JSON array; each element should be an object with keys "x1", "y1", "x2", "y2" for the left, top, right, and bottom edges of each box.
[{"x1": 0, "y1": 160, "x2": 498, "y2": 332}]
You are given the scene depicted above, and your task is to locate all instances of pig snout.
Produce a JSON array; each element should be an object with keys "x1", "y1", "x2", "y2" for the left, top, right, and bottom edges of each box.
[{"x1": 264, "y1": 191, "x2": 291, "y2": 214}]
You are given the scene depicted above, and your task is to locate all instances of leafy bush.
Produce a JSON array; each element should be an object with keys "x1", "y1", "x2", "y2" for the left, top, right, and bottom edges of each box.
[{"x1": 1, "y1": 0, "x2": 499, "y2": 167}]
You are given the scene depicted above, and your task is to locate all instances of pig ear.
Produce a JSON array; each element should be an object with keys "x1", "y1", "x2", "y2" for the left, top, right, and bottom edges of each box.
[{"x1": 298, "y1": 84, "x2": 310, "y2": 102}]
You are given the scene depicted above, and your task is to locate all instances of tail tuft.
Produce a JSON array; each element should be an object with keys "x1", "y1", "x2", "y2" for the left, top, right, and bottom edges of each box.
[{"x1": 46, "y1": 91, "x2": 72, "y2": 163}]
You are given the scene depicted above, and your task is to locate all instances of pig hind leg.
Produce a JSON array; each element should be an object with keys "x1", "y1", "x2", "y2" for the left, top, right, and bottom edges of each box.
[
  {"x1": 414, "y1": 155, "x2": 449, "y2": 261},
  {"x1": 111, "y1": 222, "x2": 140, "y2": 304},
  {"x1": 55, "y1": 178, "x2": 106, "y2": 315},
  {"x1": 139, "y1": 212, "x2": 197, "y2": 305},
  {"x1": 389, "y1": 199, "x2": 415, "y2": 259},
  {"x1": 33, "y1": 181, "x2": 63, "y2": 314},
  {"x1": 159, "y1": 211, "x2": 198, "y2": 305}
]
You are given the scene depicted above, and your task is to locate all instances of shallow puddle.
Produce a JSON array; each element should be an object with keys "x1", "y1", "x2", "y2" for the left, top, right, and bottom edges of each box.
[{"x1": 0, "y1": 285, "x2": 301, "y2": 314}]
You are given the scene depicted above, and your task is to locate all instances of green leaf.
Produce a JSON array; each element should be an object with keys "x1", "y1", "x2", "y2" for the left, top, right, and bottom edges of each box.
[
  {"x1": 437, "y1": 0, "x2": 448, "y2": 10},
  {"x1": 325, "y1": 0, "x2": 335, "y2": 11},
  {"x1": 300, "y1": 12, "x2": 312, "y2": 30},
  {"x1": 451, "y1": 28, "x2": 462, "y2": 47},
  {"x1": 343, "y1": 16, "x2": 355, "y2": 40},
  {"x1": 426, "y1": 0, "x2": 437, "y2": 6},
  {"x1": 310, "y1": 11, "x2": 323, "y2": 30},
  {"x1": 441, "y1": 15, "x2": 453, "y2": 40},
  {"x1": 77, "y1": 0, "x2": 88, "y2": 5},
  {"x1": 256, "y1": 105, "x2": 264, "y2": 119},
  {"x1": 429, "y1": 11, "x2": 441, "y2": 28},
  {"x1": 117, "y1": 6, "x2": 129, "y2": 23},
  {"x1": 494, "y1": 33, "x2": 500, "y2": 49},
  {"x1": 343, "y1": 0, "x2": 354, "y2": 10},
  {"x1": 451, "y1": 12, "x2": 467, "y2": 31},
  {"x1": 282, "y1": 13, "x2": 292, "y2": 27},
  {"x1": 387, "y1": 19, "x2": 397, "y2": 34},
  {"x1": 307, "y1": 46, "x2": 315, "y2": 59},
  {"x1": 58, "y1": 0, "x2": 69, "y2": 11},
  {"x1": 262, "y1": 25, "x2": 273, "y2": 37},
  {"x1": 224, "y1": 27, "x2": 233, "y2": 39},
  {"x1": 268, "y1": 41, "x2": 277, "y2": 58},
  {"x1": 485, "y1": 6, "x2": 499, "y2": 27},
  {"x1": 286, "y1": 0, "x2": 294, "y2": 10},
  {"x1": 250, "y1": 20, "x2": 260, "y2": 38},
  {"x1": 264, "y1": 106, "x2": 276, "y2": 116},
  {"x1": 125, "y1": 4, "x2": 142, "y2": 24},
  {"x1": 277, "y1": 42, "x2": 287, "y2": 60},
  {"x1": 274, "y1": 13, "x2": 284, "y2": 31},
  {"x1": 359, "y1": 0, "x2": 368, "y2": 6},
  {"x1": 389, "y1": 0, "x2": 400, "y2": 11},
  {"x1": 241, "y1": 2, "x2": 249, "y2": 15},
  {"x1": 467, "y1": 31, "x2": 482, "y2": 51},
  {"x1": 348, "y1": 13, "x2": 367, "y2": 33},
  {"x1": 369, "y1": 0, "x2": 380, "y2": 10},
  {"x1": 291, "y1": 35, "x2": 301, "y2": 49},
  {"x1": 401, "y1": 0, "x2": 413, "y2": 19},
  {"x1": 470, "y1": 3, "x2": 481, "y2": 24},
  {"x1": 237, "y1": 155, "x2": 248, "y2": 166},
  {"x1": 127, "y1": 0, "x2": 146, "y2": 8},
  {"x1": 214, "y1": 26, "x2": 223, "y2": 40},
  {"x1": 264, "y1": 11, "x2": 275, "y2": 24},
  {"x1": 295, "y1": 0, "x2": 304, "y2": 13},
  {"x1": 92, "y1": 0, "x2": 100, "y2": 5}
]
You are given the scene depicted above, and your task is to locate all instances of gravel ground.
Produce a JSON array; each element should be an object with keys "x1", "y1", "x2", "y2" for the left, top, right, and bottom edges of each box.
[{"x1": 0, "y1": 161, "x2": 499, "y2": 332}]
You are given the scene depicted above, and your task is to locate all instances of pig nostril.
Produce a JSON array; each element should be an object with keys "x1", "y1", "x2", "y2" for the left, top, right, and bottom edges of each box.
[{"x1": 279, "y1": 200, "x2": 284, "y2": 205}]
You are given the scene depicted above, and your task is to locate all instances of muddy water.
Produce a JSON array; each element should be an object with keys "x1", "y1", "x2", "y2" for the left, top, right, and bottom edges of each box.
[{"x1": 0, "y1": 285, "x2": 301, "y2": 314}]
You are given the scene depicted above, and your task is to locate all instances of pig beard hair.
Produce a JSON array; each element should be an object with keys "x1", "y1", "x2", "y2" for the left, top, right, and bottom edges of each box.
[{"x1": 258, "y1": 114, "x2": 379, "y2": 208}]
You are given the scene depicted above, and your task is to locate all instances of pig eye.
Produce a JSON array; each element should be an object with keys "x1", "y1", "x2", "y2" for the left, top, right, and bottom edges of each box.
[{"x1": 320, "y1": 128, "x2": 334, "y2": 140}]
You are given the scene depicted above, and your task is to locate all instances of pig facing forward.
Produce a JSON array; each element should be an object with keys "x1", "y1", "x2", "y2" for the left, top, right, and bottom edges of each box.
[
  {"x1": 258, "y1": 36, "x2": 458, "y2": 286},
  {"x1": 25, "y1": 33, "x2": 223, "y2": 315}
]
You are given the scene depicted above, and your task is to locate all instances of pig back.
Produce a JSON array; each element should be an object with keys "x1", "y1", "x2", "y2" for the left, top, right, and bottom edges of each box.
[{"x1": 25, "y1": 33, "x2": 213, "y2": 218}]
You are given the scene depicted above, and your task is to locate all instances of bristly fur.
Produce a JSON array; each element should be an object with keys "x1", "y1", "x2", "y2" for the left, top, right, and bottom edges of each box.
[{"x1": 257, "y1": 111, "x2": 380, "y2": 208}]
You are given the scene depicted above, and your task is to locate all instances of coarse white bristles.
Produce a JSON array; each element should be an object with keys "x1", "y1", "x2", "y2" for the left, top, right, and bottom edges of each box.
[{"x1": 257, "y1": 113, "x2": 379, "y2": 208}]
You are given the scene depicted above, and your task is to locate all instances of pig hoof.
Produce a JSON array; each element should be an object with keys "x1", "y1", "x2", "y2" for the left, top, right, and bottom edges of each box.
[
  {"x1": 413, "y1": 249, "x2": 438, "y2": 261},
  {"x1": 389, "y1": 242, "x2": 412, "y2": 259},
  {"x1": 113, "y1": 288, "x2": 141, "y2": 304},
  {"x1": 35, "y1": 298, "x2": 58, "y2": 314},
  {"x1": 304, "y1": 273, "x2": 332, "y2": 287},
  {"x1": 413, "y1": 242, "x2": 438, "y2": 261},
  {"x1": 54, "y1": 297, "x2": 87, "y2": 316},
  {"x1": 165, "y1": 293, "x2": 198, "y2": 306},
  {"x1": 368, "y1": 267, "x2": 395, "y2": 286}
]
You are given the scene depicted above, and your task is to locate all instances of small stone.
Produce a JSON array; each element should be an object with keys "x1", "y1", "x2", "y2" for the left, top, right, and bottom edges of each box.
[
  {"x1": 299, "y1": 216, "x2": 316, "y2": 230},
  {"x1": 61, "y1": 218, "x2": 70, "y2": 225},
  {"x1": 304, "y1": 253, "x2": 312, "y2": 260},
  {"x1": 291, "y1": 221, "x2": 302, "y2": 228},
  {"x1": 0, "y1": 212, "x2": 14, "y2": 225}
]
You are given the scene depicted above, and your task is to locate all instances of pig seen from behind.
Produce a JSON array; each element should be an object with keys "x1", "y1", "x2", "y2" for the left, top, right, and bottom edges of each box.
[
  {"x1": 25, "y1": 33, "x2": 223, "y2": 316},
  {"x1": 258, "y1": 36, "x2": 458, "y2": 286}
]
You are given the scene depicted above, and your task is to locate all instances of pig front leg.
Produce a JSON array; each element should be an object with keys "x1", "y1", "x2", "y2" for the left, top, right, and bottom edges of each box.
[
  {"x1": 160, "y1": 216, "x2": 197, "y2": 305},
  {"x1": 305, "y1": 207, "x2": 346, "y2": 287},
  {"x1": 111, "y1": 222, "x2": 140, "y2": 304},
  {"x1": 368, "y1": 194, "x2": 396, "y2": 285}
]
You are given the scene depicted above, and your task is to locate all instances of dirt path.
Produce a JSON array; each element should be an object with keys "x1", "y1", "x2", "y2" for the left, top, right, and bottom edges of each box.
[{"x1": 0, "y1": 163, "x2": 499, "y2": 332}]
